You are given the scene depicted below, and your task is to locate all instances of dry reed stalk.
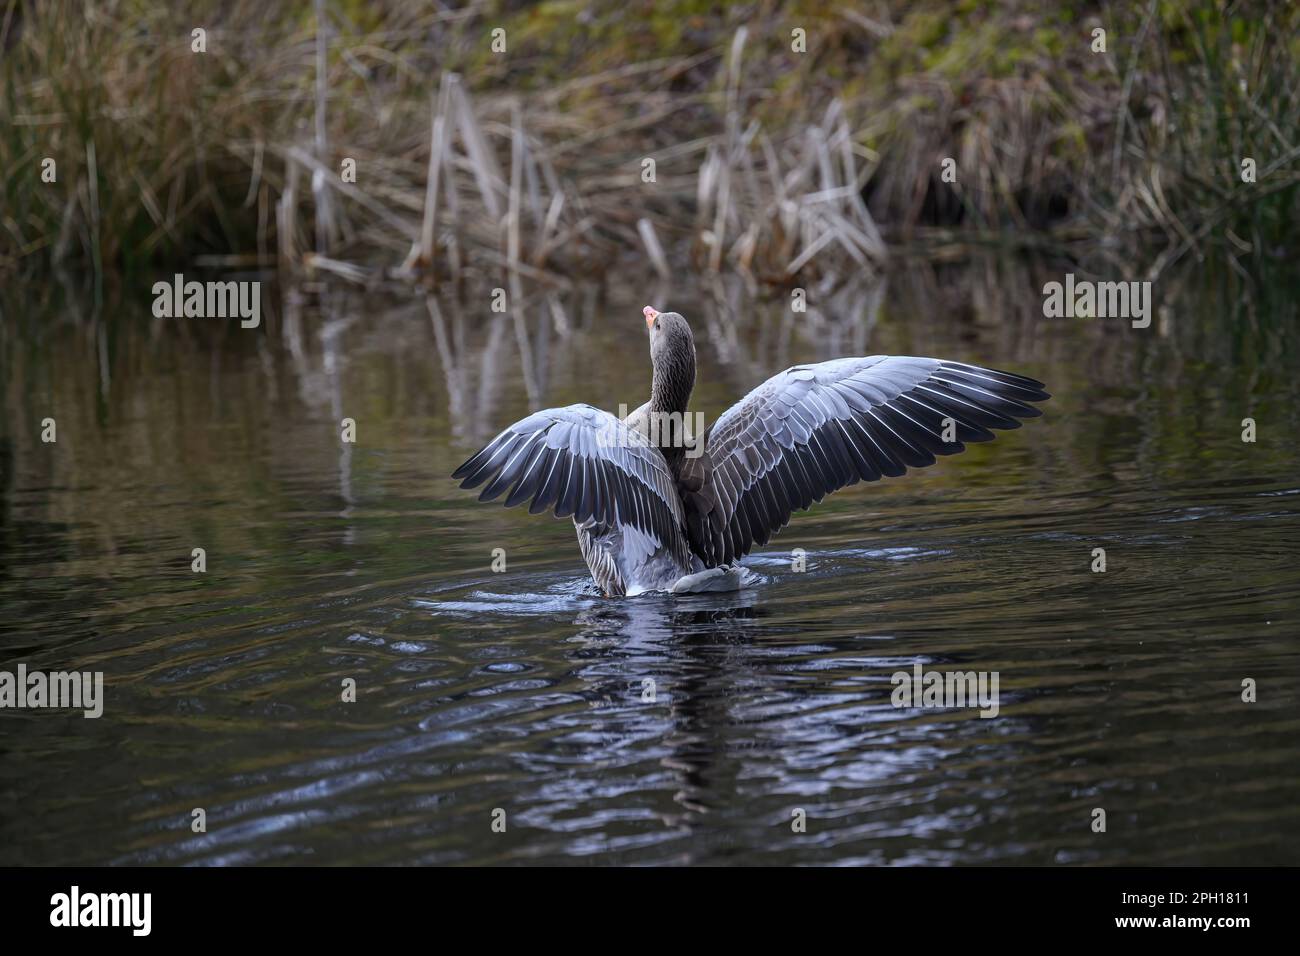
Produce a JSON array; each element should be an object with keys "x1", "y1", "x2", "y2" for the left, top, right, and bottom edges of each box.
[
  {"x1": 313, "y1": 0, "x2": 334, "y2": 255},
  {"x1": 637, "y1": 218, "x2": 671, "y2": 279},
  {"x1": 277, "y1": 155, "x2": 300, "y2": 270}
]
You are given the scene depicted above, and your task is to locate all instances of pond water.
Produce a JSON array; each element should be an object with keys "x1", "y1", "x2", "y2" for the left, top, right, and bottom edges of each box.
[{"x1": 1, "y1": 257, "x2": 1297, "y2": 865}]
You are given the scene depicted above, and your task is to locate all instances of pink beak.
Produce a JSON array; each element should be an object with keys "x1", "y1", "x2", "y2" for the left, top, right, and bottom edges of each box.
[{"x1": 644, "y1": 306, "x2": 660, "y2": 328}]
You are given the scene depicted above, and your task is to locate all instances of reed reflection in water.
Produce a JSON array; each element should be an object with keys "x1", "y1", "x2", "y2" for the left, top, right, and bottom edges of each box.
[{"x1": 0, "y1": 255, "x2": 1297, "y2": 865}]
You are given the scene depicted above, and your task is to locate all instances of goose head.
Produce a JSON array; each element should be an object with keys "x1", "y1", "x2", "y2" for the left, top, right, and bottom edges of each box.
[{"x1": 644, "y1": 306, "x2": 696, "y2": 416}]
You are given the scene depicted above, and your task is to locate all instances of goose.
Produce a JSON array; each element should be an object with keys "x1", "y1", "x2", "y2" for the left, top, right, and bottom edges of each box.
[{"x1": 453, "y1": 306, "x2": 1049, "y2": 596}]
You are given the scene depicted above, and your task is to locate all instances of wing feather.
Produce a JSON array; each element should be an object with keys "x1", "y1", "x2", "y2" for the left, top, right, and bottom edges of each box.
[
  {"x1": 679, "y1": 357, "x2": 1049, "y2": 566},
  {"x1": 453, "y1": 405, "x2": 692, "y2": 570}
]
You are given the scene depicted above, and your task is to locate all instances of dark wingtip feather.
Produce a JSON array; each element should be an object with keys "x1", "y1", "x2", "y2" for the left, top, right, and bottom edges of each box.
[
  {"x1": 451, "y1": 456, "x2": 480, "y2": 482},
  {"x1": 452, "y1": 433, "x2": 512, "y2": 487},
  {"x1": 459, "y1": 470, "x2": 489, "y2": 491},
  {"x1": 941, "y1": 361, "x2": 1052, "y2": 406}
]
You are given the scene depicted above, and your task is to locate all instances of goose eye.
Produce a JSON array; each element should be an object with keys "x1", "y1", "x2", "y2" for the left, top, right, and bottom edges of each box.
[{"x1": 654, "y1": 318, "x2": 660, "y2": 329}]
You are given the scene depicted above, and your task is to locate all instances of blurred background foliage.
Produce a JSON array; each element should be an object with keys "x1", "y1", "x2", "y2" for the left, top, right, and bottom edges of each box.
[{"x1": 0, "y1": 0, "x2": 1295, "y2": 287}]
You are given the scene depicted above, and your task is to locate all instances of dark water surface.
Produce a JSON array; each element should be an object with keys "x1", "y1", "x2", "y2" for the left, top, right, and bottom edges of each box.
[{"x1": 2, "y1": 259, "x2": 1298, "y2": 865}]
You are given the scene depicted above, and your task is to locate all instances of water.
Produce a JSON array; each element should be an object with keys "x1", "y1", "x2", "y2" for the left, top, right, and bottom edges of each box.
[{"x1": 2, "y1": 258, "x2": 1298, "y2": 865}]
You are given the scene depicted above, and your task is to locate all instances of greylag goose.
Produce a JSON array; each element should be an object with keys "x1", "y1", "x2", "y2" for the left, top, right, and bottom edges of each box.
[{"x1": 453, "y1": 306, "x2": 1049, "y2": 596}]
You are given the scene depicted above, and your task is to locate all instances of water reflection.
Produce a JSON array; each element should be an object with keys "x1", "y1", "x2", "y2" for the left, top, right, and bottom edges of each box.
[{"x1": 1, "y1": 254, "x2": 1298, "y2": 866}]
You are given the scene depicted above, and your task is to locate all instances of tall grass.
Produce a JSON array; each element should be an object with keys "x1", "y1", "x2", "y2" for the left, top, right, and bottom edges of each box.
[
  {"x1": 0, "y1": 1, "x2": 293, "y2": 273},
  {"x1": 1, "y1": 0, "x2": 1296, "y2": 288},
  {"x1": 1100, "y1": 0, "x2": 1300, "y2": 282}
]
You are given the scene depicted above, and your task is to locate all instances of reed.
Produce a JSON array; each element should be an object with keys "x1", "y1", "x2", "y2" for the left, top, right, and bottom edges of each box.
[{"x1": 1, "y1": 0, "x2": 1294, "y2": 291}]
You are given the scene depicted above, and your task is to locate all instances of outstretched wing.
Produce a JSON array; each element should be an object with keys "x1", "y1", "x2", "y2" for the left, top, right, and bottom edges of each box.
[
  {"x1": 452, "y1": 404, "x2": 692, "y2": 568},
  {"x1": 678, "y1": 356, "x2": 1049, "y2": 567}
]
